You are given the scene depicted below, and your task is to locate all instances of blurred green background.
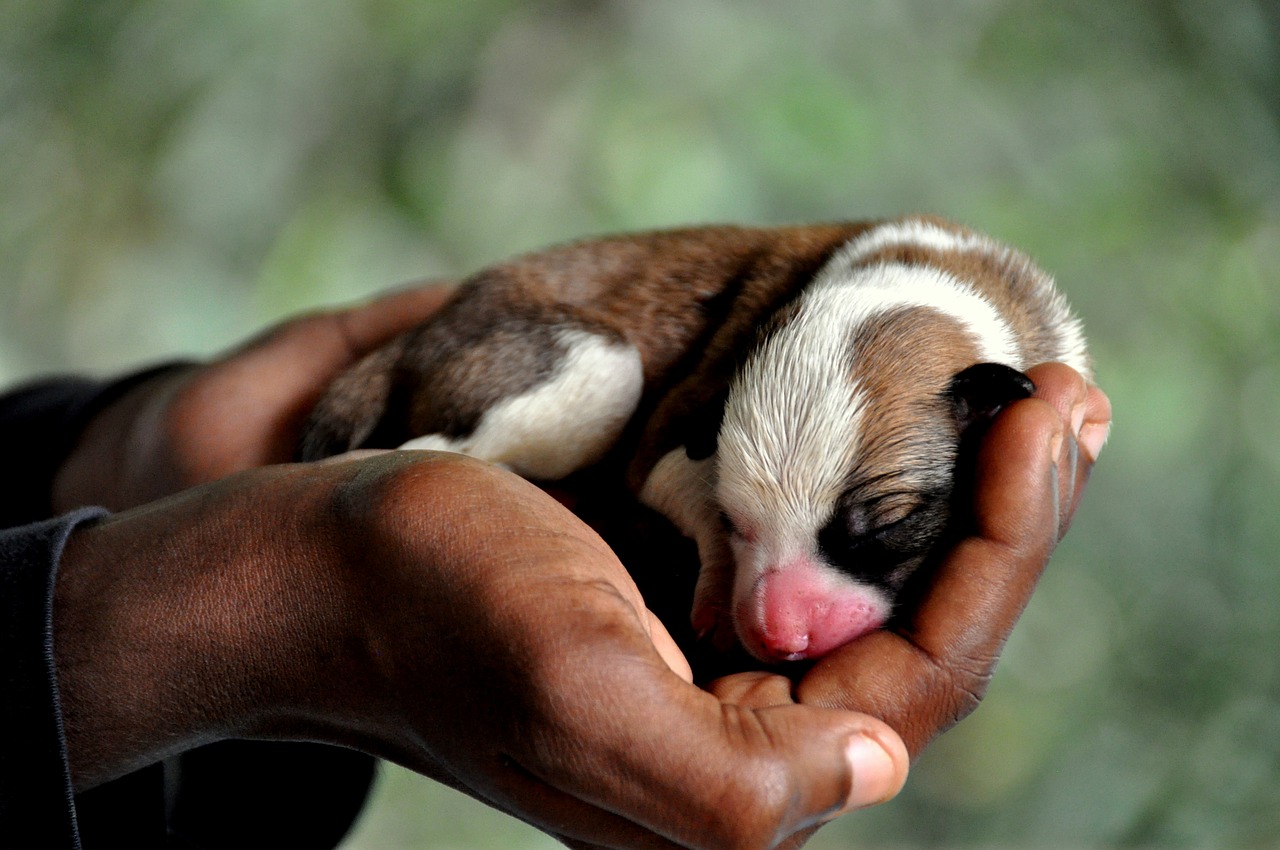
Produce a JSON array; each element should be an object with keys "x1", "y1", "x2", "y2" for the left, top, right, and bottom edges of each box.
[{"x1": 4, "y1": 1, "x2": 1279, "y2": 847}]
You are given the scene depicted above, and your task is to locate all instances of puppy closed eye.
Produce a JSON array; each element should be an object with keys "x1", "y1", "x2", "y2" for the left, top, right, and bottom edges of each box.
[
  {"x1": 875, "y1": 502, "x2": 950, "y2": 554},
  {"x1": 820, "y1": 501, "x2": 935, "y2": 560},
  {"x1": 719, "y1": 510, "x2": 758, "y2": 544}
]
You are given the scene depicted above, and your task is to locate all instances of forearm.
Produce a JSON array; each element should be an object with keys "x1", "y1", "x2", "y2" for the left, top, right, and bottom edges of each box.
[{"x1": 50, "y1": 466, "x2": 377, "y2": 791}]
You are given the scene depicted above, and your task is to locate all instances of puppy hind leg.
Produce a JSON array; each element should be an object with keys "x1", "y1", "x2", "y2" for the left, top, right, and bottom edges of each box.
[{"x1": 400, "y1": 327, "x2": 644, "y2": 481}]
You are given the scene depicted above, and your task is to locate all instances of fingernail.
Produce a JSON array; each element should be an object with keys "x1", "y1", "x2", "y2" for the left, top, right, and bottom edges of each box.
[
  {"x1": 1071, "y1": 402, "x2": 1086, "y2": 437},
  {"x1": 1079, "y1": 422, "x2": 1111, "y2": 461},
  {"x1": 1048, "y1": 426, "x2": 1065, "y2": 464},
  {"x1": 844, "y1": 734, "x2": 899, "y2": 810}
]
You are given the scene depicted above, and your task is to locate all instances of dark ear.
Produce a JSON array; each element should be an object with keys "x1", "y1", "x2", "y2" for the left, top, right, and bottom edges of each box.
[{"x1": 948, "y1": 362, "x2": 1035, "y2": 434}]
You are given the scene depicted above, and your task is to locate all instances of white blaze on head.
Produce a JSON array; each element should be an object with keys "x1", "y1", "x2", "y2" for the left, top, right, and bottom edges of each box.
[
  {"x1": 839, "y1": 217, "x2": 1090, "y2": 376},
  {"x1": 715, "y1": 222, "x2": 1026, "y2": 658},
  {"x1": 715, "y1": 258, "x2": 1021, "y2": 556}
]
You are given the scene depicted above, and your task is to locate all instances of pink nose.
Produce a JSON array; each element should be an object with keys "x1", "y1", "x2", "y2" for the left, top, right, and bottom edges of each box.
[{"x1": 738, "y1": 561, "x2": 889, "y2": 662}]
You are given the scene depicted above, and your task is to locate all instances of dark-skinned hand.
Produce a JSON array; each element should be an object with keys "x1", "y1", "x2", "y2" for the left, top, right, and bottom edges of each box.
[
  {"x1": 47, "y1": 281, "x2": 1110, "y2": 849},
  {"x1": 55, "y1": 450, "x2": 910, "y2": 850},
  {"x1": 52, "y1": 283, "x2": 454, "y2": 513}
]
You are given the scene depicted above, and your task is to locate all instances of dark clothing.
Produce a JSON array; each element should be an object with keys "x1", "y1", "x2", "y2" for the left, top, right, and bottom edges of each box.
[
  {"x1": 0, "y1": 373, "x2": 376, "y2": 849},
  {"x1": 0, "y1": 510, "x2": 102, "y2": 849}
]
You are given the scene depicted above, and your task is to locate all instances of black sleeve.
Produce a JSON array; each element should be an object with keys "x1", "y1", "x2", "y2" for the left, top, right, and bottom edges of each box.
[
  {"x1": 0, "y1": 509, "x2": 109, "y2": 850},
  {"x1": 0, "y1": 370, "x2": 378, "y2": 849},
  {"x1": 0, "y1": 366, "x2": 186, "y2": 528}
]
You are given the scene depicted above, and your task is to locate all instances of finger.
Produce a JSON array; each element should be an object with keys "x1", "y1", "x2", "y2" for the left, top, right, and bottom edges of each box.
[
  {"x1": 700, "y1": 665, "x2": 863, "y2": 850},
  {"x1": 173, "y1": 284, "x2": 456, "y2": 469},
  {"x1": 524, "y1": 709, "x2": 904, "y2": 850},
  {"x1": 329, "y1": 281, "x2": 457, "y2": 356},
  {"x1": 1079, "y1": 383, "x2": 1112, "y2": 464},
  {"x1": 645, "y1": 610, "x2": 694, "y2": 684},
  {"x1": 1023, "y1": 363, "x2": 1112, "y2": 535},
  {"x1": 1024, "y1": 363, "x2": 1087, "y2": 531},
  {"x1": 707, "y1": 670, "x2": 796, "y2": 708},
  {"x1": 411, "y1": 652, "x2": 904, "y2": 850},
  {"x1": 525, "y1": 656, "x2": 907, "y2": 848},
  {"x1": 909, "y1": 397, "x2": 1063, "y2": 668},
  {"x1": 219, "y1": 281, "x2": 455, "y2": 378},
  {"x1": 797, "y1": 395, "x2": 1064, "y2": 756}
]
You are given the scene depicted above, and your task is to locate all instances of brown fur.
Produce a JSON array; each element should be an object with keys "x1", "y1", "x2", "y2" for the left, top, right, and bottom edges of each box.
[{"x1": 300, "y1": 216, "x2": 1088, "y2": 661}]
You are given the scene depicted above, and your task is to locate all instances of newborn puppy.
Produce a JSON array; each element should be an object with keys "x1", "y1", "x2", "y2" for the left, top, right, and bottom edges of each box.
[{"x1": 300, "y1": 216, "x2": 1090, "y2": 663}]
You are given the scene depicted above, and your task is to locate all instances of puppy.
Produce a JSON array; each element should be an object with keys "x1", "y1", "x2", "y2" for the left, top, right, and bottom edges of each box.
[{"x1": 300, "y1": 216, "x2": 1090, "y2": 663}]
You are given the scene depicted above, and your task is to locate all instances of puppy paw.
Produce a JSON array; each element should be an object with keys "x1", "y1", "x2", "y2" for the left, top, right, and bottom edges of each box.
[{"x1": 691, "y1": 599, "x2": 739, "y2": 653}]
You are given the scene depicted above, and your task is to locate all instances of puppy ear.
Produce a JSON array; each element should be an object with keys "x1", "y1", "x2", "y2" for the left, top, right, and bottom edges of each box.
[{"x1": 948, "y1": 362, "x2": 1035, "y2": 434}]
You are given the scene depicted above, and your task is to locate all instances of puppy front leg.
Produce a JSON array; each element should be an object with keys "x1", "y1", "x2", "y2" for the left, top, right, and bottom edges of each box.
[{"x1": 638, "y1": 448, "x2": 737, "y2": 649}]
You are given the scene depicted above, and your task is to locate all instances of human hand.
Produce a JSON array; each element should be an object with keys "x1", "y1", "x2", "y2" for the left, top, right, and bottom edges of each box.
[
  {"x1": 51, "y1": 284, "x2": 453, "y2": 513},
  {"x1": 54, "y1": 450, "x2": 910, "y2": 850},
  {"x1": 705, "y1": 363, "x2": 1109, "y2": 844},
  {"x1": 793, "y1": 364, "x2": 1110, "y2": 748}
]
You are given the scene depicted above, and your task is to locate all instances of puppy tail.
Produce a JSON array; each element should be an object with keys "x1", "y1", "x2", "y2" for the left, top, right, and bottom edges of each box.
[{"x1": 297, "y1": 339, "x2": 404, "y2": 462}]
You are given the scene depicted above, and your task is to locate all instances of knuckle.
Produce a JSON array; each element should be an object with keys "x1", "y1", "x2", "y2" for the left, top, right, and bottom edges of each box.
[{"x1": 324, "y1": 457, "x2": 441, "y2": 545}]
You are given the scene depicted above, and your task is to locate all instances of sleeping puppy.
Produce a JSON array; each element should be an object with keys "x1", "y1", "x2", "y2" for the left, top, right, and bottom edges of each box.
[{"x1": 299, "y1": 216, "x2": 1090, "y2": 663}]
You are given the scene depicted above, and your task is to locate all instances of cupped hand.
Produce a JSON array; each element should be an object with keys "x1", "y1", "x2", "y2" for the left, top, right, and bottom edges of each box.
[
  {"x1": 52, "y1": 284, "x2": 454, "y2": 513},
  {"x1": 707, "y1": 363, "x2": 1110, "y2": 844},
  {"x1": 54, "y1": 451, "x2": 910, "y2": 850},
  {"x1": 794, "y1": 364, "x2": 1110, "y2": 750}
]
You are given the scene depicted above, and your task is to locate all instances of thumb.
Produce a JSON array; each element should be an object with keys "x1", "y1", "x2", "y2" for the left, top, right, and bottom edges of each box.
[
  {"x1": 725, "y1": 702, "x2": 910, "y2": 820},
  {"x1": 534, "y1": 670, "x2": 910, "y2": 849},
  {"x1": 670, "y1": 698, "x2": 909, "y2": 847}
]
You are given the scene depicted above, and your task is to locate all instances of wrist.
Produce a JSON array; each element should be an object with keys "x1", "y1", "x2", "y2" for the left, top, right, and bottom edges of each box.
[
  {"x1": 50, "y1": 466, "x2": 377, "y2": 790},
  {"x1": 52, "y1": 515, "x2": 209, "y2": 789}
]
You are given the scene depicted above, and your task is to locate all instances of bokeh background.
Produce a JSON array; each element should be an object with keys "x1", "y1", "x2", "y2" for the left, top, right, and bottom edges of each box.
[{"x1": 4, "y1": 1, "x2": 1279, "y2": 847}]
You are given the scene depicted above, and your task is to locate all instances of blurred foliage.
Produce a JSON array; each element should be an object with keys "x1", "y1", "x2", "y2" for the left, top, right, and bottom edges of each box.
[{"x1": 4, "y1": 0, "x2": 1280, "y2": 847}]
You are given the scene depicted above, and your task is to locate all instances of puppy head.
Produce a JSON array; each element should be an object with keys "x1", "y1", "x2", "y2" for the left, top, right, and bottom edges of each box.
[{"x1": 714, "y1": 265, "x2": 1032, "y2": 662}]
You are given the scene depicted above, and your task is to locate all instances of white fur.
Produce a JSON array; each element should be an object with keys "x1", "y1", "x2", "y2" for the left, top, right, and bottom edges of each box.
[
  {"x1": 715, "y1": 225, "x2": 1032, "y2": 577},
  {"x1": 838, "y1": 218, "x2": 1001, "y2": 263},
  {"x1": 715, "y1": 294, "x2": 868, "y2": 556},
  {"x1": 836, "y1": 219, "x2": 1091, "y2": 376},
  {"x1": 813, "y1": 263, "x2": 1022, "y2": 365},
  {"x1": 817, "y1": 220, "x2": 1026, "y2": 366},
  {"x1": 716, "y1": 260, "x2": 1023, "y2": 552},
  {"x1": 398, "y1": 329, "x2": 643, "y2": 479}
]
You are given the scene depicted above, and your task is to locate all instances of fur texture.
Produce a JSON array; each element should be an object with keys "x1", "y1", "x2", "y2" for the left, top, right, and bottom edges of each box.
[{"x1": 300, "y1": 216, "x2": 1090, "y2": 662}]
